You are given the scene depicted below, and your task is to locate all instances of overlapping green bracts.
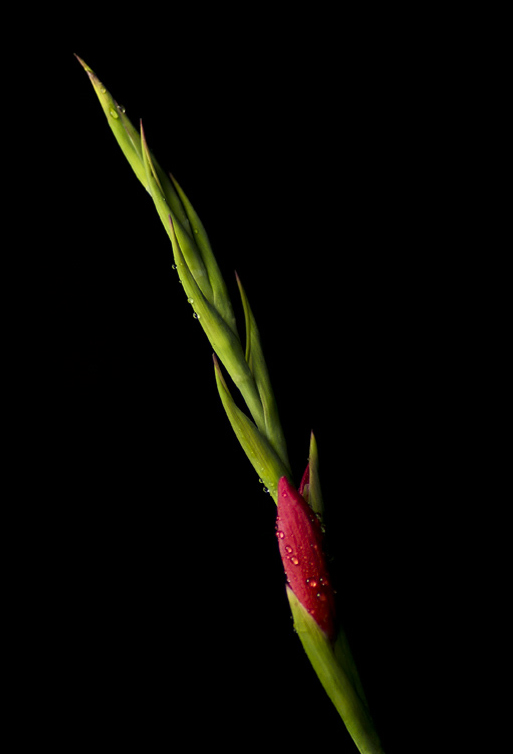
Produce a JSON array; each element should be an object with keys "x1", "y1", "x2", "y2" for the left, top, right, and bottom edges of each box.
[
  {"x1": 213, "y1": 355, "x2": 290, "y2": 500},
  {"x1": 235, "y1": 273, "x2": 289, "y2": 471},
  {"x1": 76, "y1": 55, "x2": 291, "y2": 497}
]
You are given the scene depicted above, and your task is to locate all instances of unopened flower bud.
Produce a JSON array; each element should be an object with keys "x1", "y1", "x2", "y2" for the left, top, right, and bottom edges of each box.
[{"x1": 276, "y1": 475, "x2": 336, "y2": 641}]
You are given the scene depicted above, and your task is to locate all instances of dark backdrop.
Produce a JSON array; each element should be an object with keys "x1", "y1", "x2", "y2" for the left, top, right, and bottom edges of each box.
[{"x1": 24, "y1": 25, "x2": 464, "y2": 753}]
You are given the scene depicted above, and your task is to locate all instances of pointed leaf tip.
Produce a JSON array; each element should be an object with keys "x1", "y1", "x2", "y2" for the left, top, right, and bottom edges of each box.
[
  {"x1": 74, "y1": 54, "x2": 97, "y2": 81},
  {"x1": 74, "y1": 53, "x2": 89, "y2": 70}
]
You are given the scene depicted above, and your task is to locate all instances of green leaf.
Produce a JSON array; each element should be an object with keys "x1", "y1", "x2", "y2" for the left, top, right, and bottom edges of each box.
[
  {"x1": 307, "y1": 431, "x2": 324, "y2": 519},
  {"x1": 170, "y1": 173, "x2": 238, "y2": 337},
  {"x1": 213, "y1": 355, "x2": 290, "y2": 502},
  {"x1": 236, "y1": 273, "x2": 290, "y2": 471},
  {"x1": 166, "y1": 220, "x2": 265, "y2": 433},
  {"x1": 75, "y1": 55, "x2": 147, "y2": 190},
  {"x1": 76, "y1": 55, "x2": 193, "y2": 234},
  {"x1": 139, "y1": 123, "x2": 215, "y2": 303}
]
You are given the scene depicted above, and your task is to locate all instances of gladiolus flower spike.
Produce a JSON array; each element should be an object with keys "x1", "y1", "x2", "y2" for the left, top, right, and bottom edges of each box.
[{"x1": 76, "y1": 55, "x2": 385, "y2": 754}]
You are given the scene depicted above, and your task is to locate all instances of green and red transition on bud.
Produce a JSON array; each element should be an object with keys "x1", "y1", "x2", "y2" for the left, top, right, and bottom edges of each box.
[{"x1": 276, "y1": 469, "x2": 336, "y2": 642}]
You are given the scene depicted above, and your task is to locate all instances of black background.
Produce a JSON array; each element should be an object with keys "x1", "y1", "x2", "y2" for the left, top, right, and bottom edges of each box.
[{"x1": 16, "y1": 17, "x2": 477, "y2": 752}]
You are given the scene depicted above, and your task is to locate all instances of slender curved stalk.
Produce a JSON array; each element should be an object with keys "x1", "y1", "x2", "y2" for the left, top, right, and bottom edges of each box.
[{"x1": 75, "y1": 54, "x2": 386, "y2": 752}]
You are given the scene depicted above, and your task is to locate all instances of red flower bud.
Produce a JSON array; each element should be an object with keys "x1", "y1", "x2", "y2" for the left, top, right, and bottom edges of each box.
[{"x1": 276, "y1": 474, "x2": 336, "y2": 642}]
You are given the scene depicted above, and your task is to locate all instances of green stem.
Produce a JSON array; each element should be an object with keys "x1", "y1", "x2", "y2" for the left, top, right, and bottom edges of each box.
[{"x1": 287, "y1": 588, "x2": 385, "y2": 754}]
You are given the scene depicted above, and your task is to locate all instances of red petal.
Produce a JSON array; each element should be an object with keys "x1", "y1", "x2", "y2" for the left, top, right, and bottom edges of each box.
[
  {"x1": 276, "y1": 476, "x2": 336, "y2": 641},
  {"x1": 298, "y1": 463, "x2": 310, "y2": 498}
]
